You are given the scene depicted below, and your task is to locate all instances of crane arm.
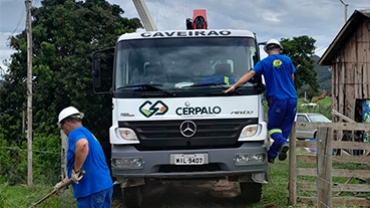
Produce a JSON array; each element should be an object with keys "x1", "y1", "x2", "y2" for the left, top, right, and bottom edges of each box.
[{"x1": 132, "y1": 0, "x2": 157, "y2": 31}]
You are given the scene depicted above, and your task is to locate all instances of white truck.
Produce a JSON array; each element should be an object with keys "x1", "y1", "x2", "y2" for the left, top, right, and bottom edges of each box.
[{"x1": 92, "y1": 9, "x2": 269, "y2": 208}]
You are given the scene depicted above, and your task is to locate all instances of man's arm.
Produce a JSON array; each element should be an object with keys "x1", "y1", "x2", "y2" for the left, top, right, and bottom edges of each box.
[
  {"x1": 233, "y1": 70, "x2": 256, "y2": 87},
  {"x1": 292, "y1": 74, "x2": 294, "y2": 80},
  {"x1": 223, "y1": 70, "x2": 256, "y2": 93},
  {"x1": 74, "y1": 139, "x2": 89, "y2": 171}
]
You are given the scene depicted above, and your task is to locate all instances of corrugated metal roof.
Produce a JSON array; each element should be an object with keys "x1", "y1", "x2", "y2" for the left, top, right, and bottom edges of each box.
[{"x1": 318, "y1": 10, "x2": 370, "y2": 66}]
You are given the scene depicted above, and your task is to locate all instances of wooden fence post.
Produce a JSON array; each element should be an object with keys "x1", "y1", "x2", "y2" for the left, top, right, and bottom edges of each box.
[
  {"x1": 288, "y1": 122, "x2": 297, "y2": 204},
  {"x1": 317, "y1": 127, "x2": 332, "y2": 208},
  {"x1": 61, "y1": 130, "x2": 68, "y2": 180}
]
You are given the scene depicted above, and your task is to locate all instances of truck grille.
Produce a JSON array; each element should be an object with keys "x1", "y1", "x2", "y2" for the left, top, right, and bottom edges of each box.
[{"x1": 118, "y1": 118, "x2": 258, "y2": 148}]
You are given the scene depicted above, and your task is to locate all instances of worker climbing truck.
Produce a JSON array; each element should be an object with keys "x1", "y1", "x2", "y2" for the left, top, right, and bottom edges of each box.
[{"x1": 92, "y1": 10, "x2": 269, "y2": 208}]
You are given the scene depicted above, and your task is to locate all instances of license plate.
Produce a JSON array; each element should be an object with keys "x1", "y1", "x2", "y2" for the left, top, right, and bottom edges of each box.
[{"x1": 170, "y1": 154, "x2": 208, "y2": 165}]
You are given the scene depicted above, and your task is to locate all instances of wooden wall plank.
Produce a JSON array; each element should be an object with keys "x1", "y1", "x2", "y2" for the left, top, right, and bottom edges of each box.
[
  {"x1": 333, "y1": 59, "x2": 338, "y2": 123},
  {"x1": 366, "y1": 20, "x2": 370, "y2": 98},
  {"x1": 339, "y1": 55, "x2": 345, "y2": 121}
]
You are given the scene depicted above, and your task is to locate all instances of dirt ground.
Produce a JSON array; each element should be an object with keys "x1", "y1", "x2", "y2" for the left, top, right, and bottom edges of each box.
[{"x1": 111, "y1": 179, "x2": 254, "y2": 208}]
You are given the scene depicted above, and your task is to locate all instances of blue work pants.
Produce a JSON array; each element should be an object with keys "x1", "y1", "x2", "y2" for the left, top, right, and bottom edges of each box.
[
  {"x1": 267, "y1": 97, "x2": 297, "y2": 160},
  {"x1": 77, "y1": 187, "x2": 113, "y2": 208}
]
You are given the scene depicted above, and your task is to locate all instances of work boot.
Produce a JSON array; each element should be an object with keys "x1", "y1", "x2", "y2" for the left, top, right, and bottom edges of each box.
[{"x1": 278, "y1": 144, "x2": 289, "y2": 161}]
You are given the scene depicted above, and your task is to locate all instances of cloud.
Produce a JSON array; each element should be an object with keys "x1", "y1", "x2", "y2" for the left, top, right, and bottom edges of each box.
[
  {"x1": 261, "y1": 10, "x2": 282, "y2": 23},
  {"x1": 0, "y1": 32, "x2": 14, "y2": 72}
]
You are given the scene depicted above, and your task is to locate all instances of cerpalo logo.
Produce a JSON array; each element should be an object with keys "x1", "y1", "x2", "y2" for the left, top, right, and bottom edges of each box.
[
  {"x1": 176, "y1": 101, "x2": 222, "y2": 116},
  {"x1": 139, "y1": 100, "x2": 168, "y2": 118}
]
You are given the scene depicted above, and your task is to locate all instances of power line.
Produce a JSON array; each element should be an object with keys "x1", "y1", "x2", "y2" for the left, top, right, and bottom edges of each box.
[
  {"x1": 7, "y1": 4, "x2": 26, "y2": 38},
  {"x1": 339, "y1": 0, "x2": 348, "y2": 23},
  {"x1": 159, "y1": 0, "x2": 172, "y2": 29},
  {"x1": 0, "y1": 0, "x2": 21, "y2": 4},
  {"x1": 316, "y1": 44, "x2": 330, "y2": 53}
]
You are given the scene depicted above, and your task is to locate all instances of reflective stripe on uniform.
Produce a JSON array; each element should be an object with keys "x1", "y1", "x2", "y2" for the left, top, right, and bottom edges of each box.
[
  {"x1": 269, "y1": 128, "x2": 282, "y2": 135},
  {"x1": 224, "y1": 76, "x2": 229, "y2": 85}
]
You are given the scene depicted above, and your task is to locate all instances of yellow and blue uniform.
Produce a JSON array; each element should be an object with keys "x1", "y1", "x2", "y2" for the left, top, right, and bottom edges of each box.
[{"x1": 253, "y1": 54, "x2": 298, "y2": 161}]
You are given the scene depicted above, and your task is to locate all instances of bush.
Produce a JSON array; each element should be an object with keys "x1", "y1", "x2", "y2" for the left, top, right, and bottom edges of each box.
[{"x1": 0, "y1": 133, "x2": 61, "y2": 186}]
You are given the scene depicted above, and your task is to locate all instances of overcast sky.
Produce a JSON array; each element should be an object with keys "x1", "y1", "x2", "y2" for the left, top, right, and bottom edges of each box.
[{"x1": 0, "y1": 0, "x2": 369, "y2": 72}]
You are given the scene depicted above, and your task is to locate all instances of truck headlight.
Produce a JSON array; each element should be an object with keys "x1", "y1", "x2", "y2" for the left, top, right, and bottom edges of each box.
[
  {"x1": 234, "y1": 153, "x2": 266, "y2": 166},
  {"x1": 117, "y1": 128, "x2": 138, "y2": 141},
  {"x1": 112, "y1": 158, "x2": 144, "y2": 169},
  {"x1": 239, "y1": 124, "x2": 259, "y2": 138}
]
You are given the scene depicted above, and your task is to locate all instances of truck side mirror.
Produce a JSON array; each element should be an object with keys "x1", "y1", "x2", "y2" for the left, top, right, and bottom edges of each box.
[
  {"x1": 258, "y1": 41, "x2": 268, "y2": 59},
  {"x1": 255, "y1": 42, "x2": 267, "y2": 91},
  {"x1": 92, "y1": 58, "x2": 101, "y2": 88},
  {"x1": 90, "y1": 46, "x2": 115, "y2": 95}
]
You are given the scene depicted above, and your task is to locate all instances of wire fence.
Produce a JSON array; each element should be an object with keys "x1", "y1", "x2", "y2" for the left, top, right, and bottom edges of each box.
[
  {"x1": 0, "y1": 132, "x2": 75, "y2": 208},
  {"x1": 0, "y1": 146, "x2": 61, "y2": 185}
]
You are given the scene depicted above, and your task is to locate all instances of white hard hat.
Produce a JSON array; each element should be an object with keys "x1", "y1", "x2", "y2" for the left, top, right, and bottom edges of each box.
[
  {"x1": 264, "y1": 39, "x2": 283, "y2": 52},
  {"x1": 58, "y1": 106, "x2": 84, "y2": 124}
]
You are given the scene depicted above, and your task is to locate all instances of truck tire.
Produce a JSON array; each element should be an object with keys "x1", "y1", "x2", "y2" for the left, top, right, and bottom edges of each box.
[
  {"x1": 122, "y1": 186, "x2": 143, "y2": 208},
  {"x1": 239, "y1": 182, "x2": 263, "y2": 203}
]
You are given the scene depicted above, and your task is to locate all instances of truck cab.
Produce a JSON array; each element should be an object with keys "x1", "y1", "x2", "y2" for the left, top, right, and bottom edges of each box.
[{"x1": 92, "y1": 29, "x2": 269, "y2": 208}]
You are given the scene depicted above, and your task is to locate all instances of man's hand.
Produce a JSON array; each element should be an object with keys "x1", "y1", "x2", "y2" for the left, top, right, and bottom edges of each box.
[
  {"x1": 71, "y1": 169, "x2": 84, "y2": 184},
  {"x1": 223, "y1": 85, "x2": 236, "y2": 94}
]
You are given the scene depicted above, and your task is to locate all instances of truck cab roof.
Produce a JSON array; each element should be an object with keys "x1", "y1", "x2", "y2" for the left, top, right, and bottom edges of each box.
[{"x1": 117, "y1": 29, "x2": 256, "y2": 41}]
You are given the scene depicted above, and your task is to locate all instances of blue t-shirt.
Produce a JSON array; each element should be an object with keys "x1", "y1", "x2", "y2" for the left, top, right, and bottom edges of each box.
[
  {"x1": 67, "y1": 126, "x2": 113, "y2": 198},
  {"x1": 253, "y1": 54, "x2": 297, "y2": 100}
]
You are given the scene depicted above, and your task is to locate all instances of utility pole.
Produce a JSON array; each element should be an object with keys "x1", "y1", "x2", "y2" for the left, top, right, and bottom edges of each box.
[
  {"x1": 339, "y1": 0, "x2": 348, "y2": 23},
  {"x1": 25, "y1": 0, "x2": 33, "y2": 186}
]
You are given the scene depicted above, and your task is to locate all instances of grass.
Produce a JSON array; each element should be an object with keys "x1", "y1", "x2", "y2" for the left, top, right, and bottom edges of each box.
[
  {"x1": 263, "y1": 97, "x2": 333, "y2": 120},
  {"x1": 0, "y1": 183, "x2": 76, "y2": 208},
  {"x1": 297, "y1": 97, "x2": 332, "y2": 119},
  {"x1": 1, "y1": 153, "x2": 368, "y2": 208}
]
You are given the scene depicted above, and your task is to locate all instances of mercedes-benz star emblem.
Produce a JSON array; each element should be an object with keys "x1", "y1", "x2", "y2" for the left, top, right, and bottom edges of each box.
[{"x1": 179, "y1": 120, "x2": 197, "y2": 138}]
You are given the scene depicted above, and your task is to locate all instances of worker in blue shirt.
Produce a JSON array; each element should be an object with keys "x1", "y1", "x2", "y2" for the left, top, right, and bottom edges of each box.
[
  {"x1": 55, "y1": 106, "x2": 113, "y2": 207},
  {"x1": 224, "y1": 39, "x2": 298, "y2": 164}
]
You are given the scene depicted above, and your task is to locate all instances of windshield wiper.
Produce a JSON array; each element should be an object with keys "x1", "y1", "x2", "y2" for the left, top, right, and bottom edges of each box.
[
  {"x1": 117, "y1": 84, "x2": 175, "y2": 96},
  {"x1": 190, "y1": 83, "x2": 228, "y2": 87}
]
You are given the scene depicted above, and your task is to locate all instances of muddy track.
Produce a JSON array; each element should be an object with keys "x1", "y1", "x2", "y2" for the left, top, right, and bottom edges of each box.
[{"x1": 112, "y1": 179, "x2": 250, "y2": 208}]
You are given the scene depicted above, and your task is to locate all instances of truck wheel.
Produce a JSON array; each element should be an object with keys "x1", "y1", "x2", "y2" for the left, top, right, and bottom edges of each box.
[
  {"x1": 122, "y1": 186, "x2": 143, "y2": 208},
  {"x1": 239, "y1": 182, "x2": 263, "y2": 203}
]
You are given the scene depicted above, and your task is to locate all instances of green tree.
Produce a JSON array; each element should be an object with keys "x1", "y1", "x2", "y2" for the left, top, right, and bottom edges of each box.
[
  {"x1": 312, "y1": 55, "x2": 332, "y2": 93},
  {"x1": 0, "y1": 0, "x2": 141, "y2": 183},
  {"x1": 280, "y1": 36, "x2": 319, "y2": 93}
]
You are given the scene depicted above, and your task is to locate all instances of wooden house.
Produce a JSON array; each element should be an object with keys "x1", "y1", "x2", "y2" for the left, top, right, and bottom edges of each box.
[{"x1": 319, "y1": 9, "x2": 370, "y2": 122}]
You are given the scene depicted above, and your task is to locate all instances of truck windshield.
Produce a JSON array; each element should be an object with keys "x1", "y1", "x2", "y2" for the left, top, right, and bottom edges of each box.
[{"x1": 115, "y1": 37, "x2": 260, "y2": 92}]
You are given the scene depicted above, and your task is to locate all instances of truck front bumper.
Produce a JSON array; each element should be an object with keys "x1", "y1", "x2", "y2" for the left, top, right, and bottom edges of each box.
[{"x1": 111, "y1": 141, "x2": 268, "y2": 179}]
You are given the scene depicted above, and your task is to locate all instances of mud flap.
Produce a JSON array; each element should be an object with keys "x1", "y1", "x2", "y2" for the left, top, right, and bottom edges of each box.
[
  {"x1": 252, "y1": 173, "x2": 268, "y2": 184},
  {"x1": 236, "y1": 172, "x2": 268, "y2": 184}
]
